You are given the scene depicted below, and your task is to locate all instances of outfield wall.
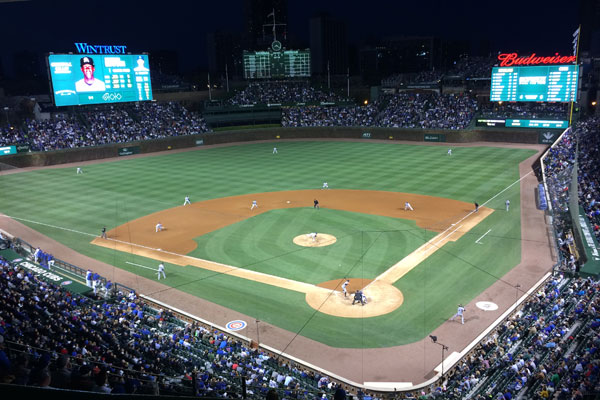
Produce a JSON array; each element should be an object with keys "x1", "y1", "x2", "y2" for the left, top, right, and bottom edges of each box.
[{"x1": 0, "y1": 126, "x2": 542, "y2": 168}]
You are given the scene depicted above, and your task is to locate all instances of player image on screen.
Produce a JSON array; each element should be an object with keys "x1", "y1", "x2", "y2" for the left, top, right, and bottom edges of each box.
[
  {"x1": 134, "y1": 55, "x2": 149, "y2": 72},
  {"x1": 75, "y1": 56, "x2": 106, "y2": 92}
]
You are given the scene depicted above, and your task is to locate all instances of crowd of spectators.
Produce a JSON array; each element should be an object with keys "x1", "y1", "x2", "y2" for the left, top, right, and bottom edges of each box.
[
  {"x1": 227, "y1": 81, "x2": 348, "y2": 106},
  {"x1": 0, "y1": 102, "x2": 211, "y2": 152},
  {"x1": 282, "y1": 103, "x2": 379, "y2": 128},
  {"x1": 576, "y1": 117, "x2": 600, "y2": 244},
  {"x1": 282, "y1": 92, "x2": 477, "y2": 130},
  {"x1": 542, "y1": 116, "x2": 600, "y2": 271},
  {"x1": 381, "y1": 56, "x2": 495, "y2": 88},
  {"x1": 381, "y1": 71, "x2": 444, "y2": 87},
  {"x1": 377, "y1": 93, "x2": 476, "y2": 129},
  {"x1": 478, "y1": 101, "x2": 570, "y2": 120},
  {"x1": 0, "y1": 240, "x2": 341, "y2": 399},
  {"x1": 1, "y1": 233, "x2": 598, "y2": 400},
  {"x1": 412, "y1": 273, "x2": 600, "y2": 400}
]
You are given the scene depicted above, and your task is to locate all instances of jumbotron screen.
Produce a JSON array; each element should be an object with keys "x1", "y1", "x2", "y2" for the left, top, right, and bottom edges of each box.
[
  {"x1": 243, "y1": 49, "x2": 310, "y2": 79},
  {"x1": 48, "y1": 54, "x2": 153, "y2": 106},
  {"x1": 490, "y1": 65, "x2": 578, "y2": 102}
]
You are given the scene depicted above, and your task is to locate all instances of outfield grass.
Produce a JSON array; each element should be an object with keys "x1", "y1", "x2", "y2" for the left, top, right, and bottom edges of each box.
[{"x1": 0, "y1": 141, "x2": 535, "y2": 347}]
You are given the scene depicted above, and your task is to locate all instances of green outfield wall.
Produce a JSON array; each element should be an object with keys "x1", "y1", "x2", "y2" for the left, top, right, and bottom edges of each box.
[{"x1": 0, "y1": 126, "x2": 542, "y2": 168}]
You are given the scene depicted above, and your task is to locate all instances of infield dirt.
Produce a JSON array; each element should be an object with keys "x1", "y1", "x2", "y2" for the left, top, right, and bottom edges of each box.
[{"x1": 92, "y1": 189, "x2": 492, "y2": 317}]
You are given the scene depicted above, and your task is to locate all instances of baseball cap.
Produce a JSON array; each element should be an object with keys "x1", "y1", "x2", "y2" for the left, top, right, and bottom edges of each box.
[{"x1": 80, "y1": 56, "x2": 94, "y2": 67}]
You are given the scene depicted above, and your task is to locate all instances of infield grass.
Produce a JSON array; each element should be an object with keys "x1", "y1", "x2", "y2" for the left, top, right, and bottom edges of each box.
[{"x1": 0, "y1": 141, "x2": 535, "y2": 347}]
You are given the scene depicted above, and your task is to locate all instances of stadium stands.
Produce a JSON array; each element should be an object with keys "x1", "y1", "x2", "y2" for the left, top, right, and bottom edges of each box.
[
  {"x1": 227, "y1": 81, "x2": 348, "y2": 106},
  {"x1": 282, "y1": 92, "x2": 477, "y2": 130},
  {"x1": 0, "y1": 102, "x2": 211, "y2": 152}
]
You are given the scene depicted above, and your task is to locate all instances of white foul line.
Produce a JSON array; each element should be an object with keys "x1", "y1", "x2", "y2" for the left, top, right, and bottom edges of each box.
[
  {"x1": 475, "y1": 229, "x2": 492, "y2": 245},
  {"x1": 482, "y1": 171, "x2": 532, "y2": 207},
  {"x1": 126, "y1": 261, "x2": 158, "y2": 271}
]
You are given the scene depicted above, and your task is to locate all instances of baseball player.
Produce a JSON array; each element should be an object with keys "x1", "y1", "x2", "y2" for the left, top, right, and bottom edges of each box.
[
  {"x1": 155, "y1": 222, "x2": 164, "y2": 232},
  {"x1": 157, "y1": 263, "x2": 166, "y2": 280},
  {"x1": 322, "y1": 182, "x2": 329, "y2": 189},
  {"x1": 76, "y1": 167, "x2": 83, "y2": 174},
  {"x1": 307, "y1": 232, "x2": 318, "y2": 242},
  {"x1": 251, "y1": 200, "x2": 258, "y2": 210},
  {"x1": 474, "y1": 202, "x2": 479, "y2": 213},
  {"x1": 314, "y1": 199, "x2": 319, "y2": 209},
  {"x1": 273, "y1": 147, "x2": 278, "y2": 154},
  {"x1": 101, "y1": 226, "x2": 107, "y2": 239},
  {"x1": 447, "y1": 149, "x2": 452, "y2": 156},
  {"x1": 404, "y1": 202, "x2": 414, "y2": 211},
  {"x1": 505, "y1": 200, "x2": 510, "y2": 211},
  {"x1": 342, "y1": 279, "x2": 350, "y2": 297},
  {"x1": 352, "y1": 290, "x2": 365, "y2": 305},
  {"x1": 452, "y1": 304, "x2": 466, "y2": 324},
  {"x1": 85, "y1": 269, "x2": 93, "y2": 287},
  {"x1": 184, "y1": 196, "x2": 191, "y2": 206}
]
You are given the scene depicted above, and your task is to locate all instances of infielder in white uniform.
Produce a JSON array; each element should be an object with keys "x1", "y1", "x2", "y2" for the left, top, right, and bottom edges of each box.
[
  {"x1": 342, "y1": 279, "x2": 350, "y2": 297},
  {"x1": 251, "y1": 200, "x2": 258, "y2": 210},
  {"x1": 184, "y1": 196, "x2": 191, "y2": 206},
  {"x1": 157, "y1": 263, "x2": 166, "y2": 280},
  {"x1": 322, "y1": 182, "x2": 329, "y2": 189},
  {"x1": 405, "y1": 202, "x2": 414, "y2": 211},
  {"x1": 273, "y1": 147, "x2": 278, "y2": 154},
  {"x1": 452, "y1": 304, "x2": 466, "y2": 324},
  {"x1": 506, "y1": 200, "x2": 510, "y2": 211},
  {"x1": 155, "y1": 222, "x2": 164, "y2": 232}
]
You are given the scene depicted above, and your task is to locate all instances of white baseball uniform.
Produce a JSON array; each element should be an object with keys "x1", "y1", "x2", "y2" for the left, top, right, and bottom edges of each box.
[
  {"x1": 155, "y1": 223, "x2": 163, "y2": 232},
  {"x1": 251, "y1": 200, "x2": 258, "y2": 210},
  {"x1": 342, "y1": 280, "x2": 349, "y2": 297},
  {"x1": 157, "y1": 263, "x2": 166, "y2": 280},
  {"x1": 452, "y1": 305, "x2": 465, "y2": 324},
  {"x1": 405, "y1": 202, "x2": 414, "y2": 211},
  {"x1": 184, "y1": 196, "x2": 191, "y2": 205}
]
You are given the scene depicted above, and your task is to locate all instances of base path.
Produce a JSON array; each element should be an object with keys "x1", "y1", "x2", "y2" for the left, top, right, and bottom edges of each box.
[{"x1": 92, "y1": 189, "x2": 492, "y2": 318}]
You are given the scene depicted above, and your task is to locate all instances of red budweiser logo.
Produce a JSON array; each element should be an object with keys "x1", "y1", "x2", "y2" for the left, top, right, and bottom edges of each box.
[{"x1": 497, "y1": 53, "x2": 576, "y2": 67}]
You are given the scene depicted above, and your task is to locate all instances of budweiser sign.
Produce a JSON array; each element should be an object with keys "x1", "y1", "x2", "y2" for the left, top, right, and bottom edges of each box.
[{"x1": 497, "y1": 53, "x2": 576, "y2": 67}]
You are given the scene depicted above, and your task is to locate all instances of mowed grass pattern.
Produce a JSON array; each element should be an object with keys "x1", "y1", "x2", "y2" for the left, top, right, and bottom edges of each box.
[
  {"x1": 0, "y1": 141, "x2": 535, "y2": 347},
  {"x1": 192, "y1": 208, "x2": 436, "y2": 284}
]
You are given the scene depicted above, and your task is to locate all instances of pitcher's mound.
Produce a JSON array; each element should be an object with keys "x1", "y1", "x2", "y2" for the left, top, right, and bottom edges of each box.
[
  {"x1": 305, "y1": 279, "x2": 404, "y2": 318},
  {"x1": 293, "y1": 233, "x2": 337, "y2": 247}
]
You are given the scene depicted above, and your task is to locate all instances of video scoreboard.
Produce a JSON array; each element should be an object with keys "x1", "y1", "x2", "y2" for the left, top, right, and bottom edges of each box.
[
  {"x1": 243, "y1": 49, "x2": 310, "y2": 79},
  {"x1": 490, "y1": 65, "x2": 578, "y2": 102},
  {"x1": 48, "y1": 54, "x2": 153, "y2": 106}
]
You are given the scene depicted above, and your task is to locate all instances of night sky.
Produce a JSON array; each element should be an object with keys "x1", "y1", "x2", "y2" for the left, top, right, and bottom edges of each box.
[{"x1": 0, "y1": 0, "x2": 580, "y2": 76}]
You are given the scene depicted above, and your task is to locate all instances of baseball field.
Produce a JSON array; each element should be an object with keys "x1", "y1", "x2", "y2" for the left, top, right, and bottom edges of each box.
[{"x1": 0, "y1": 140, "x2": 537, "y2": 349}]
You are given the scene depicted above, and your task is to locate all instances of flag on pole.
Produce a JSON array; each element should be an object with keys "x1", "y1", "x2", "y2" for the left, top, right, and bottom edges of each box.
[{"x1": 572, "y1": 27, "x2": 580, "y2": 56}]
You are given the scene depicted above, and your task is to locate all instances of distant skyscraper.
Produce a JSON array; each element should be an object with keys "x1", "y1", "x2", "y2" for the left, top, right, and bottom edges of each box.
[
  {"x1": 207, "y1": 31, "x2": 243, "y2": 78},
  {"x1": 309, "y1": 13, "x2": 348, "y2": 76},
  {"x1": 579, "y1": 0, "x2": 600, "y2": 55},
  {"x1": 243, "y1": 0, "x2": 288, "y2": 50}
]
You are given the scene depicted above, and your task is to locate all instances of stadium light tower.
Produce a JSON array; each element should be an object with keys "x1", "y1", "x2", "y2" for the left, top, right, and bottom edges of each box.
[{"x1": 429, "y1": 335, "x2": 449, "y2": 378}]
